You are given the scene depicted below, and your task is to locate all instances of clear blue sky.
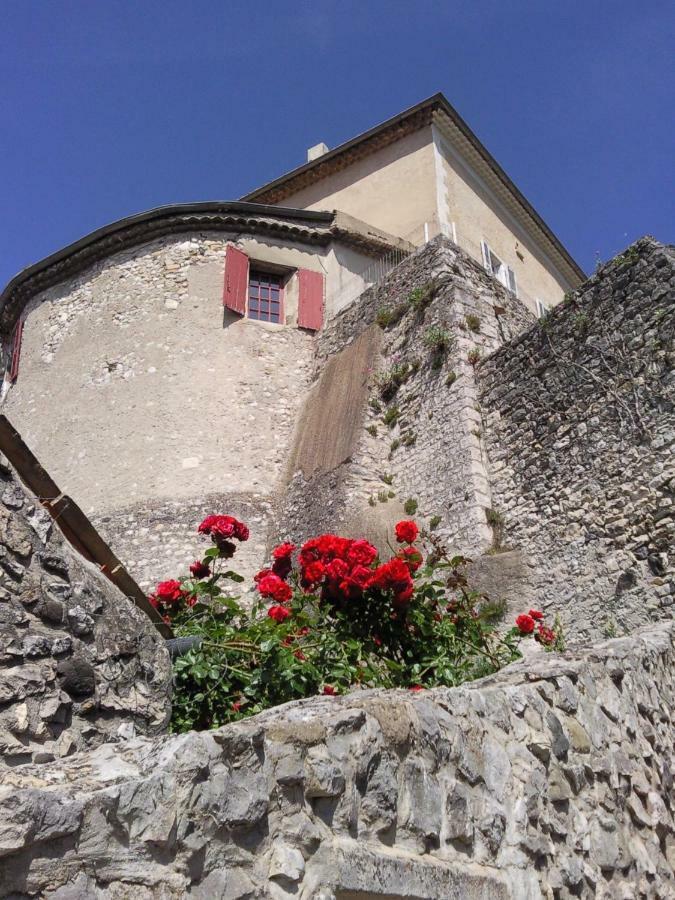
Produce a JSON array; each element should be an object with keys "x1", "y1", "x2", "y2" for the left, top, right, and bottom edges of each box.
[{"x1": 2, "y1": 0, "x2": 673, "y2": 287}]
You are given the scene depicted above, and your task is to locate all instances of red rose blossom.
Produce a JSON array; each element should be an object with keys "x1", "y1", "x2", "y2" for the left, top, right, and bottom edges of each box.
[
  {"x1": 346, "y1": 540, "x2": 378, "y2": 567},
  {"x1": 409, "y1": 685, "x2": 425, "y2": 692},
  {"x1": 231, "y1": 702, "x2": 242, "y2": 712},
  {"x1": 529, "y1": 609, "x2": 544, "y2": 620},
  {"x1": 394, "y1": 520, "x2": 419, "y2": 544},
  {"x1": 154, "y1": 580, "x2": 184, "y2": 603},
  {"x1": 322, "y1": 685, "x2": 337, "y2": 695},
  {"x1": 302, "y1": 560, "x2": 326, "y2": 585},
  {"x1": 268, "y1": 604, "x2": 291, "y2": 623},
  {"x1": 515, "y1": 614, "x2": 536, "y2": 634},
  {"x1": 198, "y1": 515, "x2": 249, "y2": 542},
  {"x1": 257, "y1": 574, "x2": 293, "y2": 603},
  {"x1": 254, "y1": 568, "x2": 273, "y2": 583},
  {"x1": 273, "y1": 542, "x2": 296, "y2": 560},
  {"x1": 189, "y1": 560, "x2": 211, "y2": 579}
]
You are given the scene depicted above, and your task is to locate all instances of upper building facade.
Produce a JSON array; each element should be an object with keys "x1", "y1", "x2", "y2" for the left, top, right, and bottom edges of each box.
[
  {"x1": 243, "y1": 93, "x2": 585, "y2": 315},
  {"x1": 0, "y1": 93, "x2": 585, "y2": 590}
]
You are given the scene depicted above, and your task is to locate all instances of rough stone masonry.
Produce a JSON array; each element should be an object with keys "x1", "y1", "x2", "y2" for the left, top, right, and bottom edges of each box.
[{"x1": 0, "y1": 623, "x2": 672, "y2": 898}]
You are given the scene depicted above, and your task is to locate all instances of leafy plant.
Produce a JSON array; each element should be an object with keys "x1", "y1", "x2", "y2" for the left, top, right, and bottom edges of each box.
[
  {"x1": 408, "y1": 281, "x2": 436, "y2": 311},
  {"x1": 468, "y1": 348, "x2": 481, "y2": 367},
  {"x1": 423, "y1": 325, "x2": 454, "y2": 352},
  {"x1": 465, "y1": 314, "x2": 481, "y2": 333},
  {"x1": 156, "y1": 514, "x2": 555, "y2": 733},
  {"x1": 376, "y1": 302, "x2": 408, "y2": 329},
  {"x1": 404, "y1": 498, "x2": 418, "y2": 515},
  {"x1": 445, "y1": 371, "x2": 457, "y2": 387},
  {"x1": 389, "y1": 438, "x2": 400, "y2": 453},
  {"x1": 375, "y1": 361, "x2": 412, "y2": 401},
  {"x1": 377, "y1": 490, "x2": 389, "y2": 503},
  {"x1": 429, "y1": 515, "x2": 442, "y2": 531},
  {"x1": 382, "y1": 405, "x2": 400, "y2": 428},
  {"x1": 366, "y1": 424, "x2": 378, "y2": 437},
  {"x1": 380, "y1": 473, "x2": 394, "y2": 485}
]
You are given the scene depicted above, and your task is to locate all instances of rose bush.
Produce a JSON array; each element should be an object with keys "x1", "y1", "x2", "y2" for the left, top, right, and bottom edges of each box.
[{"x1": 161, "y1": 514, "x2": 563, "y2": 733}]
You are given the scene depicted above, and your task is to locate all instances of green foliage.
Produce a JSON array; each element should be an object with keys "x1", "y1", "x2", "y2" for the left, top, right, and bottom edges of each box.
[
  {"x1": 382, "y1": 405, "x2": 400, "y2": 428},
  {"x1": 376, "y1": 302, "x2": 408, "y2": 329},
  {"x1": 407, "y1": 281, "x2": 436, "y2": 311},
  {"x1": 423, "y1": 325, "x2": 454, "y2": 352},
  {"x1": 368, "y1": 495, "x2": 377, "y2": 507},
  {"x1": 375, "y1": 361, "x2": 412, "y2": 401},
  {"x1": 403, "y1": 498, "x2": 418, "y2": 515},
  {"x1": 377, "y1": 490, "x2": 389, "y2": 503},
  {"x1": 389, "y1": 438, "x2": 401, "y2": 454},
  {"x1": 465, "y1": 314, "x2": 481, "y2": 333},
  {"x1": 485, "y1": 508, "x2": 505, "y2": 549},
  {"x1": 401, "y1": 431, "x2": 417, "y2": 447},
  {"x1": 366, "y1": 424, "x2": 378, "y2": 437},
  {"x1": 168, "y1": 528, "x2": 530, "y2": 733},
  {"x1": 467, "y1": 348, "x2": 481, "y2": 367},
  {"x1": 429, "y1": 515, "x2": 442, "y2": 531},
  {"x1": 445, "y1": 371, "x2": 457, "y2": 387},
  {"x1": 380, "y1": 473, "x2": 394, "y2": 485},
  {"x1": 574, "y1": 313, "x2": 589, "y2": 337},
  {"x1": 369, "y1": 398, "x2": 382, "y2": 414}
]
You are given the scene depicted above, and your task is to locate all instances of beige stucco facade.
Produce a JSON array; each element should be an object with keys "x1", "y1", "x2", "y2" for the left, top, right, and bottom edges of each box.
[
  {"x1": 269, "y1": 124, "x2": 576, "y2": 313},
  {"x1": 277, "y1": 128, "x2": 439, "y2": 247}
]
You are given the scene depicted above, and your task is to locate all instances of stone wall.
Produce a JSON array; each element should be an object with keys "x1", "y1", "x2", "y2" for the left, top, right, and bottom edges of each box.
[
  {"x1": 478, "y1": 237, "x2": 675, "y2": 643},
  {"x1": 1, "y1": 622, "x2": 672, "y2": 897},
  {"x1": 2, "y1": 232, "x2": 346, "y2": 589},
  {"x1": 279, "y1": 236, "x2": 535, "y2": 558},
  {"x1": 0, "y1": 459, "x2": 171, "y2": 767}
]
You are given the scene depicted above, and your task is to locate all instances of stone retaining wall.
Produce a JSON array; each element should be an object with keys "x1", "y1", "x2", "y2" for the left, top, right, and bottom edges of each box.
[
  {"x1": 1, "y1": 622, "x2": 672, "y2": 897},
  {"x1": 478, "y1": 237, "x2": 675, "y2": 643},
  {"x1": 0, "y1": 460, "x2": 171, "y2": 767}
]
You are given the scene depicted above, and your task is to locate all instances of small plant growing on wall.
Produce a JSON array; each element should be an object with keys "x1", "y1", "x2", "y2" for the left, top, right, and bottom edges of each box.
[
  {"x1": 382, "y1": 405, "x2": 400, "y2": 428},
  {"x1": 380, "y1": 473, "x2": 394, "y2": 485},
  {"x1": 160, "y1": 514, "x2": 560, "y2": 732},
  {"x1": 429, "y1": 515, "x2": 442, "y2": 530},
  {"x1": 485, "y1": 507, "x2": 505, "y2": 550},
  {"x1": 468, "y1": 348, "x2": 481, "y2": 367},
  {"x1": 465, "y1": 314, "x2": 481, "y2": 333},
  {"x1": 408, "y1": 281, "x2": 436, "y2": 312},
  {"x1": 366, "y1": 424, "x2": 377, "y2": 437},
  {"x1": 389, "y1": 438, "x2": 400, "y2": 454},
  {"x1": 374, "y1": 361, "x2": 412, "y2": 401},
  {"x1": 445, "y1": 371, "x2": 457, "y2": 387},
  {"x1": 376, "y1": 302, "x2": 408, "y2": 329},
  {"x1": 424, "y1": 324, "x2": 455, "y2": 371},
  {"x1": 404, "y1": 498, "x2": 418, "y2": 515}
]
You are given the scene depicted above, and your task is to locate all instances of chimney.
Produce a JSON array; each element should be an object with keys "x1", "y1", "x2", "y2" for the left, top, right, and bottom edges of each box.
[{"x1": 307, "y1": 142, "x2": 329, "y2": 162}]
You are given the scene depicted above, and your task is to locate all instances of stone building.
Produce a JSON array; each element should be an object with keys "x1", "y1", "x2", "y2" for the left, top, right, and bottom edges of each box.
[
  {"x1": 0, "y1": 94, "x2": 588, "y2": 593},
  {"x1": 0, "y1": 92, "x2": 673, "y2": 898}
]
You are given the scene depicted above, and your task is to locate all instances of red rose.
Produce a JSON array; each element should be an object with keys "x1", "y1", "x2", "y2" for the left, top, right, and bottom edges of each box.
[
  {"x1": 155, "y1": 580, "x2": 183, "y2": 603},
  {"x1": 394, "y1": 520, "x2": 419, "y2": 544},
  {"x1": 268, "y1": 604, "x2": 291, "y2": 623},
  {"x1": 322, "y1": 685, "x2": 337, "y2": 695},
  {"x1": 189, "y1": 560, "x2": 211, "y2": 579},
  {"x1": 529, "y1": 609, "x2": 544, "y2": 620},
  {"x1": 198, "y1": 515, "x2": 249, "y2": 542},
  {"x1": 258, "y1": 574, "x2": 293, "y2": 603},
  {"x1": 399, "y1": 546, "x2": 423, "y2": 571},
  {"x1": 302, "y1": 560, "x2": 326, "y2": 586},
  {"x1": 515, "y1": 614, "x2": 536, "y2": 634},
  {"x1": 409, "y1": 685, "x2": 425, "y2": 692},
  {"x1": 294, "y1": 650, "x2": 306, "y2": 661},
  {"x1": 325, "y1": 558, "x2": 349, "y2": 581},
  {"x1": 346, "y1": 540, "x2": 378, "y2": 567},
  {"x1": 231, "y1": 701, "x2": 242, "y2": 712},
  {"x1": 185, "y1": 593, "x2": 198, "y2": 607},
  {"x1": 254, "y1": 568, "x2": 273, "y2": 583},
  {"x1": 273, "y1": 542, "x2": 296, "y2": 560},
  {"x1": 368, "y1": 558, "x2": 414, "y2": 601}
]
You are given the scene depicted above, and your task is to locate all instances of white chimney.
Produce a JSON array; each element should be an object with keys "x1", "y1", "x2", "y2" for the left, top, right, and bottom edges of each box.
[{"x1": 307, "y1": 142, "x2": 329, "y2": 162}]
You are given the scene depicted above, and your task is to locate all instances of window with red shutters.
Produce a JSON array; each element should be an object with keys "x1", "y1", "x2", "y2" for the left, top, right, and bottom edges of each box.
[
  {"x1": 247, "y1": 271, "x2": 283, "y2": 324},
  {"x1": 297, "y1": 269, "x2": 324, "y2": 331}
]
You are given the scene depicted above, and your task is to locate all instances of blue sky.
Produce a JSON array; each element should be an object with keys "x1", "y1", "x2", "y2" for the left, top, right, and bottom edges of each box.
[{"x1": 1, "y1": 0, "x2": 673, "y2": 286}]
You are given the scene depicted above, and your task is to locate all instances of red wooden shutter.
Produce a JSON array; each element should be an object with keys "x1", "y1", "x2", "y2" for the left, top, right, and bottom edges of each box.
[
  {"x1": 223, "y1": 245, "x2": 249, "y2": 314},
  {"x1": 9, "y1": 319, "x2": 24, "y2": 382},
  {"x1": 297, "y1": 269, "x2": 324, "y2": 331}
]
